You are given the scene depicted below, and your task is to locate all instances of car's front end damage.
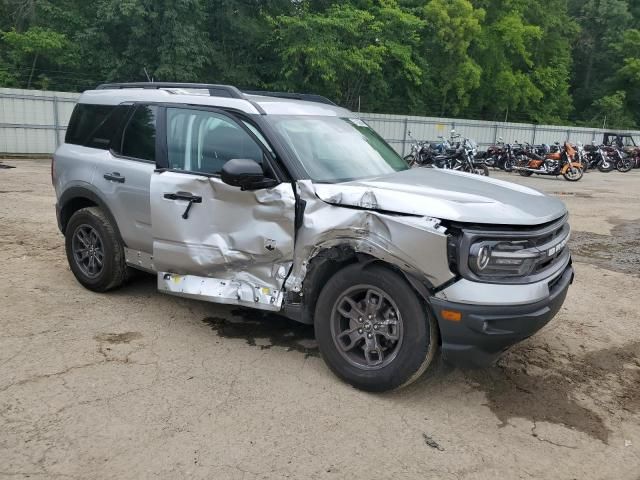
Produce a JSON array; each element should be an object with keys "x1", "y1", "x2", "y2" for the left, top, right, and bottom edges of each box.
[{"x1": 286, "y1": 167, "x2": 573, "y2": 368}]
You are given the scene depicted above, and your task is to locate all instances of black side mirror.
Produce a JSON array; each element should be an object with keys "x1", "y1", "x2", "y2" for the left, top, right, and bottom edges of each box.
[{"x1": 221, "y1": 158, "x2": 278, "y2": 191}]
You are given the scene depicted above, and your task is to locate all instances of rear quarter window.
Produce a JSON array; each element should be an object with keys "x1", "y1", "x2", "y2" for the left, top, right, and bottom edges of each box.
[{"x1": 65, "y1": 104, "x2": 130, "y2": 149}]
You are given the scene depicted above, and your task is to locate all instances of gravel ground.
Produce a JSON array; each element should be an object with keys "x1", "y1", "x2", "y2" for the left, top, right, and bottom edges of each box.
[{"x1": 1, "y1": 159, "x2": 639, "y2": 480}]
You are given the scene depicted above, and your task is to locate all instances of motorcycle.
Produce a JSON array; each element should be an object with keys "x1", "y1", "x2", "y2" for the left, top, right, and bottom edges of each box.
[
  {"x1": 483, "y1": 138, "x2": 517, "y2": 171},
  {"x1": 583, "y1": 143, "x2": 631, "y2": 172},
  {"x1": 404, "y1": 132, "x2": 452, "y2": 167},
  {"x1": 574, "y1": 142, "x2": 590, "y2": 171},
  {"x1": 512, "y1": 142, "x2": 583, "y2": 181},
  {"x1": 434, "y1": 136, "x2": 489, "y2": 176}
]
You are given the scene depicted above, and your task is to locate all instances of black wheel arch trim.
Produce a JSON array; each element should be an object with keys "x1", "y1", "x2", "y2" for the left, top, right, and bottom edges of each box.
[
  {"x1": 57, "y1": 185, "x2": 125, "y2": 246},
  {"x1": 283, "y1": 245, "x2": 439, "y2": 325}
]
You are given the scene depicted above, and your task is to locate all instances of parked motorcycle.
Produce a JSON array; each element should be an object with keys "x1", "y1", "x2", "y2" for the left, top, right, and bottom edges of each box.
[
  {"x1": 483, "y1": 138, "x2": 516, "y2": 171},
  {"x1": 513, "y1": 142, "x2": 583, "y2": 181},
  {"x1": 583, "y1": 143, "x2": 632, "y2": 172}
]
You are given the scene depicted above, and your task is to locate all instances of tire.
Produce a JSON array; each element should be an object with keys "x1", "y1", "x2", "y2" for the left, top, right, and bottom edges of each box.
[
  {"x1": 404, "y1": 154, "x2": 416, "y2": 167},
  {"x1": 314, "y1": 264, "x2": 439, "y2": 392},
  {"x1": 475, "y1": 164, "x2": 490, "y2": 176},
  {"x1": 519, "y1": 170, "x2": 534, "y2": 177},
  {"x1": 503, "y1": 159, "x2": 514, "y2": 172},
  {"x1": 616, "y1": 158, "x2": 633, "y2": 172},
  {"x1": 598, "y1": 162, "x2": 613, "y2": 172},
  {"x1": 563, "y1": 166, "x2": 583, "y2": 182},
  {"x1": 65, "y1": 206, "x2": 130, "y2": 292}
]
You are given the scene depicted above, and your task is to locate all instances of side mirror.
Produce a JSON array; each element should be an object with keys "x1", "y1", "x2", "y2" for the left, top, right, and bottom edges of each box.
[{"x1": 221, "y1": 158, "x2": 278, "y2": 191}]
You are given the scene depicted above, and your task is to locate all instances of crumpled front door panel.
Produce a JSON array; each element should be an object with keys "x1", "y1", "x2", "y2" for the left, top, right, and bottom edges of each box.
[{"x1": 150, "y1": 171, "x2": 296, "y2": 310}]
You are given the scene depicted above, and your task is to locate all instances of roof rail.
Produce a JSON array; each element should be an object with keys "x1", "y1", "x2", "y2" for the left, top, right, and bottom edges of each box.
[
  {"x1": 96, "y1": 82, "x2": 244, "y2": 99},
  {"x1": 243, "y1": 90, "x2": 337, "y2": 106}
]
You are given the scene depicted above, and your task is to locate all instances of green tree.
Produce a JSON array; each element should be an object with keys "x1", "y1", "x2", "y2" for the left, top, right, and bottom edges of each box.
[
  {"x1": 419, "y1": 0, "x2": 484, "y2": 116},
  {"x1": 569, "y1": 0, "x2": 633, "y2": 120},
  {"x1": 0, "y1": 26, "x2": 70, "y2": 88},
  {"x1": 270, "y1": 0, "x2": 424, "y2": 111}
]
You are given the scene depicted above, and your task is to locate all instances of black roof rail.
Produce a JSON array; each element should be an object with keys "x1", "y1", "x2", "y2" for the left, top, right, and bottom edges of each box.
[
  {"x1": 243, "y1": 90, "x2": 337, "y2": 106},
  {"x1": 96, "y1": 82, "x2": 244, "y2": 99}
]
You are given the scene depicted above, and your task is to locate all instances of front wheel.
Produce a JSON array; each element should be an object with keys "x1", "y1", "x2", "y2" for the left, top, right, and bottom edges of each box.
[
  {"x1": 598, "y1": 161, "x2": 614, "y2": 172},
  {"x1": 474, "y1": 164, "x2": 490, "y2": 176},
  {"x1": 616, "y1": 158, "x2": 633, "y2": 172},
  {"x1": 314, "y1": 264, "x2": 439, "y2": 392},
  {"x1": 503, "y1": 158, "x2": 514, "y2": 172},
  {"x1": 580, "y1": 159, "x2": 589, "y2": 171},
  {"x1": 404, "y1": 154, "x2": 416, "y2": 167},
  {"x1": 563, "y1": 166, "x2": 583, "y2": 181}
]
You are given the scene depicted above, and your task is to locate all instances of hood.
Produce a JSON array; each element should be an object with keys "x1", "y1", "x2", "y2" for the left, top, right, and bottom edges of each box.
[{"x1": 313, "y1": 168, "x2": 567, "y2": 226}]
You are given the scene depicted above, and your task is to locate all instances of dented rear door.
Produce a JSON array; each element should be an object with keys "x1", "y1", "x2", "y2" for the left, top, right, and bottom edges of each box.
[{"x1": 150, "y1": 106, "x2": 296, "y2": 311}]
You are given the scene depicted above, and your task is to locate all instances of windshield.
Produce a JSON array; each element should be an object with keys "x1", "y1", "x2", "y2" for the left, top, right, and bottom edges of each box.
[{"x1": 268, "y1": 115, "x2": 408, "y2": 182}]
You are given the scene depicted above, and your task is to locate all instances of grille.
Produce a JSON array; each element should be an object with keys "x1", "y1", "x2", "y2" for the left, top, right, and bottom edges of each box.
[{"x1": 458, "y1": 214, "x2": 571, "y2": 284}]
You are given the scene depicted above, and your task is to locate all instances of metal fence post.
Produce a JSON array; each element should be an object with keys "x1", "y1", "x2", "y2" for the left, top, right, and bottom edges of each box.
[
  {"x1": 401, "y1": 117, "x2": 409, "y2": 157},
  {"x1": 493, "y1": 124, "x2": 498, "y2": 144},
  {"x1": 52, "y1": 95, "x2": 60, "y2": 148},
  {"x1": 532, "y1": 124, "x2": 537, "y2": 145}
]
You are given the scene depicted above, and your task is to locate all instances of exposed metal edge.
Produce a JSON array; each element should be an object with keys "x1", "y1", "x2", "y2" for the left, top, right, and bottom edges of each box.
[
  {"x1": 158, "y1": 272, "x2": 284, "y2": 312},
  {"x1": 124, "y1": 248, "x2": 155, "y2": 273}
]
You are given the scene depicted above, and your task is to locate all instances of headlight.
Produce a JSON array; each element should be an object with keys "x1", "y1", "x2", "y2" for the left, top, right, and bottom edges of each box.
[{"x1": 468, "y1": 239, "x2": 538, "y2": 277}]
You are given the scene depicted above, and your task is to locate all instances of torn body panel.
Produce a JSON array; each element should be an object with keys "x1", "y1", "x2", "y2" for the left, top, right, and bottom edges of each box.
[
  {"x1": 285, "y1": 180, "x2": 455, "y2": 295},
  {"x1": 150, "y1": 171, "x2": 295, "y2": 310}
]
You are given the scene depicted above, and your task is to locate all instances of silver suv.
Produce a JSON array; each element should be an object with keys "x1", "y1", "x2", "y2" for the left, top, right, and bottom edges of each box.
[{"x1": 53, "y1": 82, "x2": 574, "y2": 391}]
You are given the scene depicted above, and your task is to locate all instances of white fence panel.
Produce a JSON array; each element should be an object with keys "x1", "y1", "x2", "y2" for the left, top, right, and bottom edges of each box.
[
  {"x1": 0, "y1": 88, "x2": 80, "y2": 154},
  {"x1": 1, "y1": 88, "x2": 640, "y2": 156}
]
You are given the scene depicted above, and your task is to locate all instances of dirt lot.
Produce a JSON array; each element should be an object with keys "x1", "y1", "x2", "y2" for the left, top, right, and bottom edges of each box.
[{"x1": 1, "y1": 159, "x2": 639, "y2": 479}]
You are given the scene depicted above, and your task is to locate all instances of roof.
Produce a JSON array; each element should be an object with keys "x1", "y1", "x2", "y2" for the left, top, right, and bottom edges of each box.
[{"x1": 78, "y1": 83, "x2": 352, "y2": 117}]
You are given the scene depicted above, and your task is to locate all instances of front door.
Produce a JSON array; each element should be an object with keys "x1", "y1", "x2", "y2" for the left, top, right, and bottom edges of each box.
[{"x1": 150, "y1": 106, "x2": 296, "y2": 311}]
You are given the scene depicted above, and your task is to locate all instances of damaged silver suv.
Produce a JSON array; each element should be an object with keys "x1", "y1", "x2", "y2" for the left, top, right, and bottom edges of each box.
[{"x1": 53, "y1": 83, "x2": 574, "y2": 391}]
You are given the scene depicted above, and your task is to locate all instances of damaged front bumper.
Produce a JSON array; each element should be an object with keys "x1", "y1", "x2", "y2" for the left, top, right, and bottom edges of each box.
[{"x1": 430, "y1": 262, "x2": 574, "y2": 368}]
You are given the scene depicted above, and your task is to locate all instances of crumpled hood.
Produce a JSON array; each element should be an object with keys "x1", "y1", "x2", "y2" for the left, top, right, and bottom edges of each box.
[{"x1": 313, "y1": 168, "x2": 567, "y2": 225}]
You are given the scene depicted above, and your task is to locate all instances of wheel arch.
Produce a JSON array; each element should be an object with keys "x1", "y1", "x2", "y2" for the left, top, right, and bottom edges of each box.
[
  {"x1": 58, "y1": 186, "x2": 124, "y2": 244},
  {"x1": 290, "y1": 244, "x2": 436, "y2": 328}
]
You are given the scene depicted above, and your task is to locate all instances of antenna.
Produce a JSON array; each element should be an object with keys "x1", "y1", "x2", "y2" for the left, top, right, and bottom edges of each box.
[{"x1": 143, "y1": 67, "x2": 152, "y2": 82}]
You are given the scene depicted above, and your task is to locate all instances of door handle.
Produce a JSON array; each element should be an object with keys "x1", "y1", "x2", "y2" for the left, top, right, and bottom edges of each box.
[
  {"x1": 164, "y1": 192, "x2": 203, "y2": 219},
  {"x1": 104, "y1": 172, "x2": 125, "y2": 183}
]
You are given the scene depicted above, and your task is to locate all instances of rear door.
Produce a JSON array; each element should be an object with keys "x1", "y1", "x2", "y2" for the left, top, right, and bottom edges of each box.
[
  {"x1": 94, "y1": 104, "x2": 157, "y2": 253},
  {"x1": 150, "y1": 106, "x2": 296, "y2": 311}
]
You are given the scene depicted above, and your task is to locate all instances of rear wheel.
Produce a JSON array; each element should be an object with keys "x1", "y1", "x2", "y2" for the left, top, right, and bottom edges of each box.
[
  {"x1": 519, "y1": 170, "x2": 534, "y2": 177},
  {"x1": 65, "y1": 207, "x2": 130, "y2": 292},
  {"x1": 314, "y1": 264, "x2": 439, "y2": 392}
]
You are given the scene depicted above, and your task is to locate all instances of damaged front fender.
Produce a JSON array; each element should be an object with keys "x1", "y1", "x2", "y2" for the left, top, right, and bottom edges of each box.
[{"x1": 285, "y1": 181, "x2": 455, "y2": 295}]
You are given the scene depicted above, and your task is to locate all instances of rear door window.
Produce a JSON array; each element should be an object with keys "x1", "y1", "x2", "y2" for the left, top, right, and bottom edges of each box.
[
  {"x1": 65, "y1": 104, "x2": 129, "y2": 149},
  {"x1": 120, "y1": 105, "x2": 158, "y2": 161}
]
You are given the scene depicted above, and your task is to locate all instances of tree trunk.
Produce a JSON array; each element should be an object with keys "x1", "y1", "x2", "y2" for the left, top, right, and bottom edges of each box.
[{"x1": 27, "y1": 53, "x2": 38, "y2": 89}]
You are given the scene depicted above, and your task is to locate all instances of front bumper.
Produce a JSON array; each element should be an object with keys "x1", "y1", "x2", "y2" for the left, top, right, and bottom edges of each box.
[{"x1": 430, "y1": 262, "x2": 574, "y2": 368}]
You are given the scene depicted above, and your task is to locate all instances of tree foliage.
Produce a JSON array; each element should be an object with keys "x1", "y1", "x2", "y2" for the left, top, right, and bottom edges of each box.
[{"x1": 0, "y1": 0, "x2": 639, "y2": 128}]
